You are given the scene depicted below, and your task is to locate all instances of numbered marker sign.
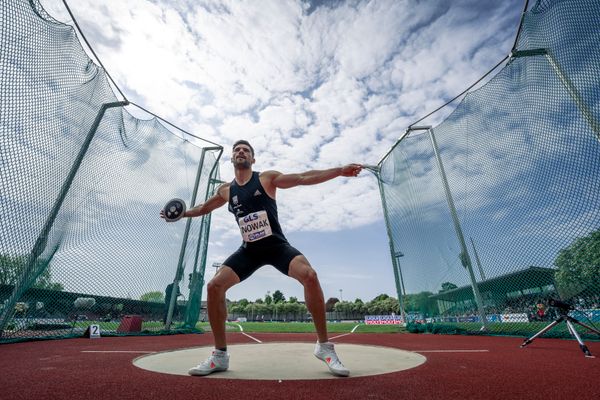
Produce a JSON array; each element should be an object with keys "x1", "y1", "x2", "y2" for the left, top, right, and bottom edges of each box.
[{"x1": 88, "y1": 324, "x2": 101, "y2": 338}]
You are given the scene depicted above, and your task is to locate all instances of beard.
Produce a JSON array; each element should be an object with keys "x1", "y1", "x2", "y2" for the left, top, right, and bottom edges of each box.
[{"x1": 233, "y1": 158, "x2": 252, "y2": 170}]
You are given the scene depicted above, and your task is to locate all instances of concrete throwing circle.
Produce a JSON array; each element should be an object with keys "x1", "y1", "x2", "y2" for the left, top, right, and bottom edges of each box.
[{"x1": 133, "y1": 342, "x2": 426, "y2": 380}]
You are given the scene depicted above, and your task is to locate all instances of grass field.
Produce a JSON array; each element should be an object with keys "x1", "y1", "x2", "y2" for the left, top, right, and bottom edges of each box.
[
  {"x1": 67, "y1": 320, "x2": 598, "y2": 339},
  {"x1": 211, "y1": 321, "x2": 407, "y2": 334},
  {"x1": 67, "y1": 320, "x2": 406, "y2": 334}
]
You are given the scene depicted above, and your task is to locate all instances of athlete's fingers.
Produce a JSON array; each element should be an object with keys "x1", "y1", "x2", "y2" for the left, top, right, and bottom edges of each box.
[{"x1": 341, "y1": 164, "x2": 362, "y2": 177}]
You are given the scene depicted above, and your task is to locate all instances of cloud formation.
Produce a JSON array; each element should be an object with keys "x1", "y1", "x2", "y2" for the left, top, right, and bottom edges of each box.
[{"x1": 38, "y1": 0, "x2": 524, "y2": 299}]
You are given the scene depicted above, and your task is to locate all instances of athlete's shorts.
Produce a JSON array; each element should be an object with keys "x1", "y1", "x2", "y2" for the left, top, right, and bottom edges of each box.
[{"x1": 223, "y1": 242, "x2": 303, "y2": 282}]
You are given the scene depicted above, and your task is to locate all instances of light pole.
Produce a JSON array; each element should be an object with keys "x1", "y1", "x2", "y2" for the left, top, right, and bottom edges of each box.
[
  {"x1": 394, "y1": 251, "x2": 407, "y2": 324},
  {"x1": 339, "y1": 289, "x2": 343, "y2": 302},
  {"x1": 267, "y1": 291, "x2": 272, "y2": 321},
  {"x1": 211, "y1": 262, "x2": 220, "y2": 275}
]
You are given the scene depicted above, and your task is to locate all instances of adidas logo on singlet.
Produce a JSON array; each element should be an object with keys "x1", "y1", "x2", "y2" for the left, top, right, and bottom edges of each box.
[{"x1": 254, "y1": 190, "x2": 261, "y2": 196}]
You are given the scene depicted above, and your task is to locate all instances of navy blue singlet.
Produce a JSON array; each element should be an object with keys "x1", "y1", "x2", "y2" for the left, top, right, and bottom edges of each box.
[{"x1": 228, "y1": 171, "x2": 288, "y2": 247}]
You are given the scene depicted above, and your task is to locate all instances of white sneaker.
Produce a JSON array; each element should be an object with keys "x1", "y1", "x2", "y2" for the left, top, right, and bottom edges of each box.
[
  {"x1": 188, "y1": 350, "x2": 229, "y2": 376},
  {"x1": 314, "y1": 342, "x2": 350, "y2": 377}
]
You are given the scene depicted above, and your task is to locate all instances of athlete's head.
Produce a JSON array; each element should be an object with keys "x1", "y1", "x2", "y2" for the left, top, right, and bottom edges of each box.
[{"x1": 232, "y1": 139, "x2": 255, "y2": 169}]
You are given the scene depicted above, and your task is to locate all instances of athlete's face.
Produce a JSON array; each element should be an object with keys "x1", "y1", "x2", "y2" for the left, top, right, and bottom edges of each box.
[{"x1": 232, "y1": 144, "x2": 254, "y2": 169}]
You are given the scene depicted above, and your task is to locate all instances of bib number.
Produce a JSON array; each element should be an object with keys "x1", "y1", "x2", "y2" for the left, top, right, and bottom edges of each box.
[{"x1": 238, "y1": 211, "x2": 272, "y2": 242}]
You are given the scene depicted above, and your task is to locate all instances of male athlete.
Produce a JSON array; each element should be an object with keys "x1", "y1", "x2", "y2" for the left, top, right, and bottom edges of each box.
[{"x1": 161, "y1": 139, "x2": 362, "y2": 377}]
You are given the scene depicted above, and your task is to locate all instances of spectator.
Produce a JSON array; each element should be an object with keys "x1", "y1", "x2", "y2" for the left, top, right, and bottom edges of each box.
[{"x1": 535, "y1": 301, "x2": 546, "y2": 321}]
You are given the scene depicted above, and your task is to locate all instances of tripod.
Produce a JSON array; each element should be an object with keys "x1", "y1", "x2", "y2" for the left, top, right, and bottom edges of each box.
[{"x1": 520, "y1": 306, "x2": 600, "y2": 358}]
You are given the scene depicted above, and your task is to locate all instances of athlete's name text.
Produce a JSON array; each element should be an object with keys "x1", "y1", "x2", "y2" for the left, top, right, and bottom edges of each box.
[{"x1": 238, "y1": 210, "x2": 273, "y2": 242}]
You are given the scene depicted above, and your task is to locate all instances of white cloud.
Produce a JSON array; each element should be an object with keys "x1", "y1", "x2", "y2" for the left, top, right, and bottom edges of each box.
[{"x1": 30, "y1": 0, "x2": 526, "y2": 300}]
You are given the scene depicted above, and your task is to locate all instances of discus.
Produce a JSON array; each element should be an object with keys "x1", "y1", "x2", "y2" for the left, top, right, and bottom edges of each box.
[{"x1": 163, "y1": 198, "x2": 186, "y2": 222}]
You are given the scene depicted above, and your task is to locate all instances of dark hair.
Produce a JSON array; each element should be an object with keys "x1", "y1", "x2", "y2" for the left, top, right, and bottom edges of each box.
[{"x1": 232, "y1": 140, "x2": 254, "y2": 156}]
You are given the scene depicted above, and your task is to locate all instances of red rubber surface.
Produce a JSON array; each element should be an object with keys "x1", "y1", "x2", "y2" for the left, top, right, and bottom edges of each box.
[{"x1": 1, "y1": 333, "x2": 598, "y2": 400}]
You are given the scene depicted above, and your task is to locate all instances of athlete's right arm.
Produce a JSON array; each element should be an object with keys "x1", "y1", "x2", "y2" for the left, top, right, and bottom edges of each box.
[{"x1": 184, "y1": 183, "x2": 229, "y2": 218}]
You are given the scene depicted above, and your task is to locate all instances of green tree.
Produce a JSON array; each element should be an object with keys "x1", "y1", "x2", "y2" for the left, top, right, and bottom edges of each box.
[
  {"x1": 264, "y1": 294, "x2": 273, "y2": 305},
  {"x1": 352, "y1": 299, "x2": 366, "y2": 314},
  {"x1": 0, "y1": 254, "x2": 64, "y2": 291},
  {"x1": 439, "y1": 282, "x2": 458, "y2": 293},
  {"x1": 333, "y1": 301, "x2": 354, "y2": 314},
  {"x1": 272, "y1": 290, "x2": 285, "y2": 303},
  {"x1": 238, "y1": 298, "x2": 249, "y2": 307},
  {"x1": 406, "y1": 291, "x2": 438, "y2": 316},
  {"x1": 253, "y1": 302, "x2": 270, "y2": 317},
  {"x1": 554, "y1": 229, "x2": 600, "y2": 298},
  {"x1": 140, "y1": 291, "x2": 164, "y2": 303},
  {"x1": 229, "y1": 302, "x2": 245, "y2": 314},
  {"x1": 372, "y1": 293, "x2": 389, "y2": 302},
  {"x1": 381, "y1": 297, "x2": 400, "y2": 314},
  {"x1": 325, "y1": 297, "x2": 339, "y2": 312},
  {"x1": 366, "y1": 299, "x2": 385, "y2": 314}
]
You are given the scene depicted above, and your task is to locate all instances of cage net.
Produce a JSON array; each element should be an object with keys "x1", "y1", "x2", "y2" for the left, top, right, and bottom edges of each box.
[
  {"x1": 0, "y1": 0, "x2": 222, "y2": 342},
  {"x1": 378, "y1": 0, "x2": 600, "y2": 337}
]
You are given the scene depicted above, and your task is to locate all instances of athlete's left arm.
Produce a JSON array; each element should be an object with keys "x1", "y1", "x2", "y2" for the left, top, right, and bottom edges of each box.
[{"x1": 269, "y1": 164, "x2": 362, "y2": 189}]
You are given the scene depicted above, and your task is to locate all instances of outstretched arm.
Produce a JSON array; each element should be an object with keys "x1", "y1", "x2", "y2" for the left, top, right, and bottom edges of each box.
[
  {"x1": 185, "y1": 183, "x2": 229, "y2": 217},
  {"x1": 160, "y1": 183, "x2": 228, "y2": 220},
  {"x1": 269, "y1": 164, "x2": 362, "y2": 189}
]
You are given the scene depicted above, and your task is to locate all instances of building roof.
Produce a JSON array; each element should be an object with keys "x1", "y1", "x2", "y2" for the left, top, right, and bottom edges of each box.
[{"x1": 430, "y1": 266, "x2": 557, "y2": 302}]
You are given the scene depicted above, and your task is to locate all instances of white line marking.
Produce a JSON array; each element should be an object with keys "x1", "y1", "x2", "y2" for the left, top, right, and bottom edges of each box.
[
  {"x1": 416, "y1": 350, "x2": 489, "y2": 353},
  {"x1": 233, "y1": 323, "x2": 262, "y2": 343},
  {"x1": 329, "y1": 333, "x2": 352, "y2": 340},
  {"x1": 81, "y1": 351, "x2": 156, "y2": 353},
  {"x1": 242, "y1": 332, "x2": 262, "y2": 343},
  {"x1": 328, "y1": 324, "x2": 360, "y2": 340}
]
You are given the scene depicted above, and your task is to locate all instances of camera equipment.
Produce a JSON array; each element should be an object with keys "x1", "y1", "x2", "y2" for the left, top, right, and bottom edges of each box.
[
  {"x1": 520, "y1": 297, "x2": 600, "y2": 358},
  {"x1": 547, "y1": 298, "x2": 573, "y2": 311}
]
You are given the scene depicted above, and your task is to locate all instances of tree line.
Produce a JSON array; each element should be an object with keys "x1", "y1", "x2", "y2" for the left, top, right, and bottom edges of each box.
[{"x1": 2, "y1": 227, "x2": 599, "y2": 310}]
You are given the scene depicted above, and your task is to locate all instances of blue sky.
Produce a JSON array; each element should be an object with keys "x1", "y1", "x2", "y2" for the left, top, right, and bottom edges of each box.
[{"x1": 39, "y1": 0, "x2": 526, "y2": 302}]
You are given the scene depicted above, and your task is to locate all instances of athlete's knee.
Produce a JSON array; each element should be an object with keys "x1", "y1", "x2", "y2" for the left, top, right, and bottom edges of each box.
[
  {"x1": 299, "y1": 267, "x2": 320, "y2": 288},
  {"x1": 207, "y1": 279, "x2": 227, "y2": 297}
]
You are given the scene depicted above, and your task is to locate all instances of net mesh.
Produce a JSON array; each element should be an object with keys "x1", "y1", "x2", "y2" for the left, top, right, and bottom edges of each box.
[
  {"x1": 378, "y1": 0, "x2": 600, "y2": 337},
  {"x1": 0, "y1": 0, "x2": 221, "y2": 342}
]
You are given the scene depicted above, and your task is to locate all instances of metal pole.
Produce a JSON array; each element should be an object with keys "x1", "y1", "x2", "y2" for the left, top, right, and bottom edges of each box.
[
  {"x1": 428, "y1": 128, "x2": 488, "y2": 329},
  {"x1": 183, "y1": 175, "x2": 224, "y2": 329},
  {"x1": 187, "y1": 155, "x2": 223, "y2": 287},
  {"x1": 0, "y1": 101, "x2": 128, "y2": 334},
  {"x1": 470, "y1": 237, "x2": 487, "y2": 281},
  {"x1": 375, "y1": 173, "x2": 406, "y2": 325},
  {"x1": 510, "y1": 48, "x2": 600, "y2": 141},
  {"x1": 395, "y1": 252, "x2": 408, "y2": 324},
  {"x1": 165, "y1": 146, "x2": 221, "y2": 329},
  {"x1": 544, "y1": 51, "x2": 600, "y2": 141}
]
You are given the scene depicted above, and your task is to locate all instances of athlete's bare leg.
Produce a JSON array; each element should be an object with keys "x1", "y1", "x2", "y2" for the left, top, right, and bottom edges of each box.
[
  {"x1": 288, "y1": 255, "x2": 328, "y2": 343},
  {"x1": 206, "y1": 266, "x2": 240, "y2": 349}
]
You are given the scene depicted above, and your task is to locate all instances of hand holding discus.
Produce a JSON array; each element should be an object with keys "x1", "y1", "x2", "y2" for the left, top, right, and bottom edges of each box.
[{"x1": 160, "y1": 198, "x2": 187, "y2": 222}]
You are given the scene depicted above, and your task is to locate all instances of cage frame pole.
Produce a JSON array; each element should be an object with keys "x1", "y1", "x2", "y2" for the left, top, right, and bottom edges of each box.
[
  {"x1": 470, "y1": 237, "x2": 487, "y2": 281},
  {"x1": 183, "y1": 161, "x2": 224, "y2": 329},
  {"x1": 165, "y1": 146, "x2": 221, "y2": 329},
  {"x1": 427, "y1": 127, "x2": 489, "y2": 330},
  {"x1": 510, "y1": 48, "x2": 600, "y2": 141},
  {"x1": 377, "y1": 179, "x2": 407, "y2": 325}
]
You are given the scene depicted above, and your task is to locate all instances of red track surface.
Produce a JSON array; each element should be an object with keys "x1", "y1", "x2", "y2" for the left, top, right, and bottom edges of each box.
[{"x1": 1, "y1": 333, "x2": 598, "y2": 400}]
